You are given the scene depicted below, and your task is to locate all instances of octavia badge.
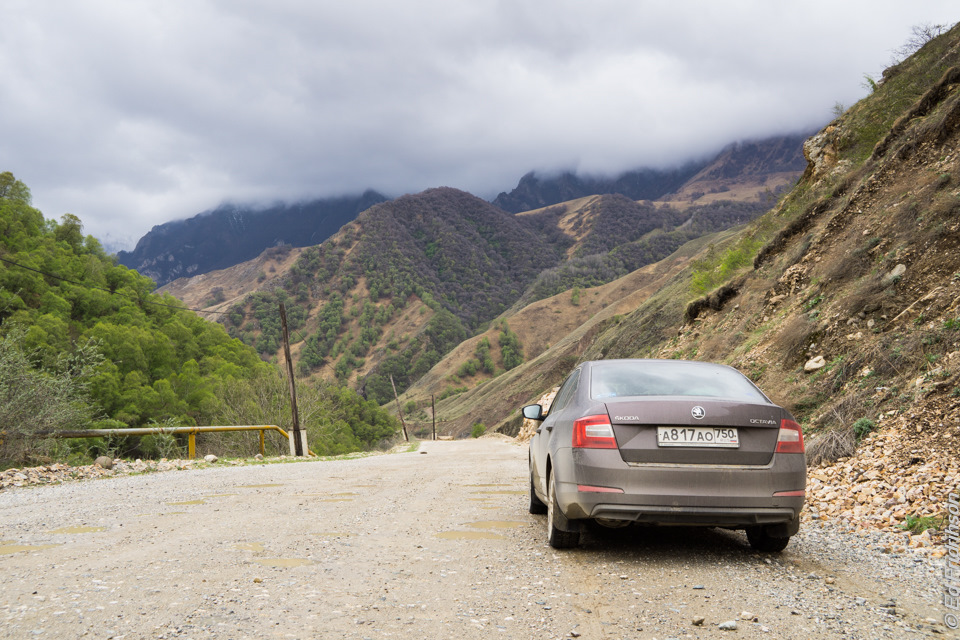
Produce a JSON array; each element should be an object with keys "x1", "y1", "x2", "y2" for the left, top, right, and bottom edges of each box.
[{"x1": 691, "y1": 406, "x2": 705, "y2": 420}]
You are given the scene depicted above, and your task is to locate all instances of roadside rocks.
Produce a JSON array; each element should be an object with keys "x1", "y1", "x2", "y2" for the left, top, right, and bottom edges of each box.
[
  {"x1": 0, "y1": 458, "x2": 201, "y2": 490},
  {"x1": 804, "y1": 420, "x2": 958, "y2": 554},
  {"x1": 884, "y1": 263, "x2": 907, "y2": 283}
]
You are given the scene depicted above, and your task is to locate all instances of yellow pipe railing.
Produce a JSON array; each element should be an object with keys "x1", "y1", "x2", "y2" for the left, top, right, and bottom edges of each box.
[{"x1": 42, "y1": 425, "x2": 315, "y2": 458}]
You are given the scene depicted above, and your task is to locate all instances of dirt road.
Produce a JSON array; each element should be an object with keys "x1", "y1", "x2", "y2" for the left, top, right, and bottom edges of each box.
[{"x1": 0, "y1": 438, "x2": 951, "y2": 638}]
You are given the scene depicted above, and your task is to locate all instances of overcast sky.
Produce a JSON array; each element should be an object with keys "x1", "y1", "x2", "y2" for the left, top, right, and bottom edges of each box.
[{"x1": 1, "y1": 2, "x2": 956, "y2": 250}]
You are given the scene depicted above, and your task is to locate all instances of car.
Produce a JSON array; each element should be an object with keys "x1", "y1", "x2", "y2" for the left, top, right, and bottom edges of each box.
[{"x1": 523, "y1": 358, "x2": 805, "y2": 550}]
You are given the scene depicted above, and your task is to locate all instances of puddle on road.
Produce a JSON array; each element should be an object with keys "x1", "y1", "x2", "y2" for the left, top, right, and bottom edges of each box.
[
  {"x1": 436, "y1": 531, "x2": 506, "y2": 540},
  {"x1": 166, "y1": 499, "x2": 206, "y2": 506},
  {"x1": 251, "y1": 558, "x2": 312, "y2": 568},
  {"x1": 234, "y1": 542, "x2": 266, "y2": 552},
  {"x1": 237, "y1": 483, "x2": 284, "y2": 488},
  {"x1": 0, "y1": 543, "x2": 61, "y2": 555},
  {"x1": 463, "y1": 521, "x2": 526, "y2": 529},
  {"x1": 49, "y1": 526, "x2": 105, "y2": 534}
]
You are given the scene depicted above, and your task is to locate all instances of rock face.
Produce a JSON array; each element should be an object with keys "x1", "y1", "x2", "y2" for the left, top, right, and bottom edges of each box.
[
  {"x1": 804, "y1": 356, "x2": 826, "y2": 372},
  {"x1": 802, "y1": 126, "x2": 840, "y2": 181}
]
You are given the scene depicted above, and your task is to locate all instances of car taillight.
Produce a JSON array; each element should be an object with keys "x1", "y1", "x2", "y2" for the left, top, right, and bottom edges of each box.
[
  {"x1": 572, "y1": 415, "x2": 618, "y2": 449},
  {"x1": 775, "y1": 419, "x2": 804, "y2": 454}
]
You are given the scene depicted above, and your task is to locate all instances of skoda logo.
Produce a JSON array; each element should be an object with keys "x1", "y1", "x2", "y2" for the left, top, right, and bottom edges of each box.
[{"x1": 691, "y1": 406, "x2": 706, "y2": 420}]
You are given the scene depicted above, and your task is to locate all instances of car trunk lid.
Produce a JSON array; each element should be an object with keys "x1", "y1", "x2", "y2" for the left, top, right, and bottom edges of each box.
[{"x1": 606, "y1": 398, "x2": 782, "y2": 465}]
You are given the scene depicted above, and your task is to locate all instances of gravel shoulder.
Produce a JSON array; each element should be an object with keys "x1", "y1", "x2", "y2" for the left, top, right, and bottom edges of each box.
[{"x1": 0, "y1": 438, "x2": 952, "y2": 639}]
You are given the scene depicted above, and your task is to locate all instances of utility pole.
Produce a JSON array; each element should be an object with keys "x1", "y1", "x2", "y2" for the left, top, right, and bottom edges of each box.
[{"x1": 278, "y1": 303, "x2": 303, "y2": 456}]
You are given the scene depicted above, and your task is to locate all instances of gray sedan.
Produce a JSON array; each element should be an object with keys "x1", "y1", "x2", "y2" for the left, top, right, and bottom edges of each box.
[{"x1": 524, "y1": 359, "x2": 806, "y2": 550}]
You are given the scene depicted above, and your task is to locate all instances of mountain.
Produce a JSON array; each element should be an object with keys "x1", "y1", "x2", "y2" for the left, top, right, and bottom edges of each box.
[
  {"x1": 514, "y1": 194, "x2": 771, "y2": 305},
  {"x1": 207, "y1": 187, "x2": 566, "y2": 404},
  {"x1": 159, "y1": 139, "x2": 799, "y2": 406},
  {"x1": 491, "y1": 132, "x2": 812, "y2": 214},
  {"x1": 160, "y1": 185, "x2": 771, "y2": 403},
  {"x1": 116, "y1": 191, "x2": 388, "y2": 286},
  {"x1": 658, "y1": 132, "x2": 812, "y2": 206},
  {"x1": 123, "y1": 132, "x2": 809, "y2": 290},
  {"x1": 492, "y1": 164, "x2": 704, "y2": 213}
]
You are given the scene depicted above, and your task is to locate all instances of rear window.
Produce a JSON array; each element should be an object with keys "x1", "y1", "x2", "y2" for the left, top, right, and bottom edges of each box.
[{"x1": 590, "y1": 361, "x2": 769, "y2": 403}]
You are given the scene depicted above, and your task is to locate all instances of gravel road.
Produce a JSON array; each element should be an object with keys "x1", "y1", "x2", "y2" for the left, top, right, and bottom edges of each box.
[{"x1": 0, "y1": 438, "x2": 953, "y2": 639}]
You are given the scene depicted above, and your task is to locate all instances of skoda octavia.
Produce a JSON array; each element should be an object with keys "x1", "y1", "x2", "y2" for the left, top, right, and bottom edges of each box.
[{"x1": 524, "y1": 359, "x2": 805, "y2": 550}]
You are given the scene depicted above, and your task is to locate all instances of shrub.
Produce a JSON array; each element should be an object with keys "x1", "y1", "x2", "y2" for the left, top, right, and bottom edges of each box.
[
  {"x1": 0, "y1": 325, "x2": 103, "y2": 465},
  {"x1": 900, "y1": 513, "x2": 944, "y2": 534},
  {"x1": 470, "y1": 422, "x2": 486, "y2": 438},
  {"x1": 852, "y1": 418, "x2": 876, "y2": 442}
]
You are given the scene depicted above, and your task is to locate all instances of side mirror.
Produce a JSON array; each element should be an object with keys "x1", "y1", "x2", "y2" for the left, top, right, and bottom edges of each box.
[{"x1": 522, "y1": 404, "x2": 544, "y2": 421}]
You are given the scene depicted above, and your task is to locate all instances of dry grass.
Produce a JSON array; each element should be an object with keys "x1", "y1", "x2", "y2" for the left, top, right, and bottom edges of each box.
[{"x1": 805, "y1": 427, "x2": 856, "y2": 466}]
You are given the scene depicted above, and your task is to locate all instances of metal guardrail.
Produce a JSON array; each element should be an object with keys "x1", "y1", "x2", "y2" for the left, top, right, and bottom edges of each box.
[{"x1": 41, "y1": 425, "x2": 315, "y2": 458}]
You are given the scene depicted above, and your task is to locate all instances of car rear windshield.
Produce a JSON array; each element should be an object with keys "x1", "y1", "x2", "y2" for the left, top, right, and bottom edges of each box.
[{"x1": 590, "y1": 361, "x2": 770, "y2": 402}]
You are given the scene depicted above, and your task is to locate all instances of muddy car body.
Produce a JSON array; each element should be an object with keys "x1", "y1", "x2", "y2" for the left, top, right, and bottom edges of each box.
[{"x1": 525, "y1": 359, "x2": 806, "y2": 549}]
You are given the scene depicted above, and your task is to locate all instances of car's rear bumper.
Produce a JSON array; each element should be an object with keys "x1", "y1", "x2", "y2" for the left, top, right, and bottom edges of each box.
[{"x1": 553, "y1": 447, "x2": 806, "y2": 527}]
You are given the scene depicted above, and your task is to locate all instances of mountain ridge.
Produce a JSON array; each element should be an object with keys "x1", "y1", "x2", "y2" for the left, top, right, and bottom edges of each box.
[
  {"x1": 129, "y1": 132, "x2": 810, "y2": 288},
  {"x1": 117, "y1": 190, "x2": 388, "y2": 286}
]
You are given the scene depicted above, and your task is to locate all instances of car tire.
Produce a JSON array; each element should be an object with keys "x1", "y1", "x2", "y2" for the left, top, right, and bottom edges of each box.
[
  {"x1": 529, "y1": 471, "x2": 547, "y2": 515},
  {"x1": 546, "y1": 471, "x2": 580, "y2": 549},
  {"x1": 746, "y1": 526, "x2": 790, "y2": 552}
]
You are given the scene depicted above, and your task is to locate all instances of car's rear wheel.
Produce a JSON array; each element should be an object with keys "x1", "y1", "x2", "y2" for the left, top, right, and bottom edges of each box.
[
  {"x1": 546, "y1": 471, "x2": 580, "y2": 549},
  {"x1": 529, "y1": 470, "x2": 547, "y2": 515},
  {"x1": 746, "y1": 526, "x2": 790, "y2": 552}
]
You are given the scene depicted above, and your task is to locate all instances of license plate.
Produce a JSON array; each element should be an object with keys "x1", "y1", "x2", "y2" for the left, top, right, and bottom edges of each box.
[{"x1": 657, "y1": 426, "x2": 739, "y2": 448}]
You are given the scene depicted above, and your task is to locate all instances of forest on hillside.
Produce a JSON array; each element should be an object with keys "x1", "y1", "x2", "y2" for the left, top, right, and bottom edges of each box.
[{"x1": 0, "y1": 172, "x2": 398, "y2": 466}]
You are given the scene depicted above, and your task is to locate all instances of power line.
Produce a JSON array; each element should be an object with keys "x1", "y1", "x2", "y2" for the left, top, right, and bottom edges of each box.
[{"x1": 0, "y1": 255, "x2": 228, "y2": 316}]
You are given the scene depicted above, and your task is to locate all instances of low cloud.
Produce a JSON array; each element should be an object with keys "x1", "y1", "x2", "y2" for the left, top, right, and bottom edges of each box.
[{"x1": 1, "y1": 1, "x2": 956, "y2": 248}]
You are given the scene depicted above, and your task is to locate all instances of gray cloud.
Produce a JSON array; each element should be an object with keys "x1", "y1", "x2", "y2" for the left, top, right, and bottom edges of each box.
[{"x1": 1, "y1": 1, "x2": 956, "y2": 249}]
